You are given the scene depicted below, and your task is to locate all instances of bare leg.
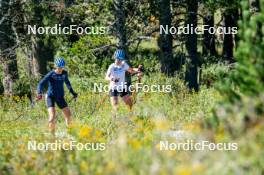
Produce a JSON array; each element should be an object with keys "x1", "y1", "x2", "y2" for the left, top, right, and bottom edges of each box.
[
  {"x1": 61, "y1": 107, "x2": 72, "y2": 127},
  {"x1": 110, "y1": 96, "x2": 118, "y2": 113},
  {"x1": 122, "y1": 95, "x2": 133, "y2": 110},
  {"x1": 48, "y1": 107, "x2": 56, "y2": 135}
]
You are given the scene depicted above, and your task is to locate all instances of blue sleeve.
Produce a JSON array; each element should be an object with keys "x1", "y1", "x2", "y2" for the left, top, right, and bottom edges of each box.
[
  {"x1": 37, "y1": 71, "x2": 52, "y2": 94},
  {"x1": 64, "y1": 71, "x2": 75, "y2": 95}
]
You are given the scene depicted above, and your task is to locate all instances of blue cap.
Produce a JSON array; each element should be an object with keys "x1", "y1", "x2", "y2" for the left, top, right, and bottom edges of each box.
[
  {"x1": 114, "y1": 49, "x2": 125, "y2": 60},
  {"x1": 54, "y1": 57, "x2": 65, "y2": 68}
]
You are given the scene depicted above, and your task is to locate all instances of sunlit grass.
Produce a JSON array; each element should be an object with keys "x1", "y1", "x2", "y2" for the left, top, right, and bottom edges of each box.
[{"x1": 0, "y1": 75, "x2": 263, "y2": 174}]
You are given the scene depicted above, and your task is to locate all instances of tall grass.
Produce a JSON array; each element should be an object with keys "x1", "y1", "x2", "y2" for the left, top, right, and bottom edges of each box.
[{"x1": 0, "y1": 74, "x2": 263, "y2": 175}]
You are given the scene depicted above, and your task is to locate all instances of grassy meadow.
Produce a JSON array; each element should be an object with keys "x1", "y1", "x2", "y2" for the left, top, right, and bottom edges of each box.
[{"x1": 0, "y1": 74, "x2": 263, "y2": 175}]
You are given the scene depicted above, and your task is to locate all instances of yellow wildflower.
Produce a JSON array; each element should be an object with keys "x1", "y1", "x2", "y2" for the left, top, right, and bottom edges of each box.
[{"x1": 79, "y1": 125, "x2": 92, "y2": 138}]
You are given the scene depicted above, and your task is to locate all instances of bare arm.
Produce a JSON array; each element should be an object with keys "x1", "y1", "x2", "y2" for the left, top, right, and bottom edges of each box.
[
  {"x1": 127, "y1": 65, "x2": 143, "y2": 74},
  {"x1": 105, "y1": 65, "x2": 112, "y2": 81},
  {"x1": 127, "y1": 67, "x2": 139, "y2": 74}
]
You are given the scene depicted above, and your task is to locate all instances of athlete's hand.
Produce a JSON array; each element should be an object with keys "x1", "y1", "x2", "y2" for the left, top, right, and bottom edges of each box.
[
  {"x1": 111, "y1": 78, "x2": 119, "y2": 83},
  {"x1": 72, "y1": 92, "x2": 78, "y2": 99},
  {"x1": 36, "y1": 94, "x2": 42, "y2": 100},
  {"x1": 138, "y1": 65, "x2": 143, "y2": 72},
  {"x1": 137, "y1": 65, "x2": 143, "y2": 78}
]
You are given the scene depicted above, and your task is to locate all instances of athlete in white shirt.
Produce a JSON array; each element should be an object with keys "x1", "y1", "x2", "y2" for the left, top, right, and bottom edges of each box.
[{"x1": 105, "y1": 49, "x2": 142, "y2": 112}]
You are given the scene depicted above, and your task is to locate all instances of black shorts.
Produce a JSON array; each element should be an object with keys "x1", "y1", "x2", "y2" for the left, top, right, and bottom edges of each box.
[
  {"x1": 109, "y1": 89, "x2": 129, "y2": 97},
  {"x1": 45, "y1": 95, "x2": 68, "y2": 109}
]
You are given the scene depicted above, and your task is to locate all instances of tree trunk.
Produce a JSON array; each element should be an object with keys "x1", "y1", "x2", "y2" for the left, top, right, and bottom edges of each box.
[
  {"x1": 2, "y1": 55, "x2": 19, "y2": 95},
  {"x1": 23, "y1": 46, "x2": 35, "y2": 104},
  {"x1": 31, "y1": 37, "x2": 54, "y2": 77},
  {"x1": 114, "y1": 0, "x2": 127, "y2": 51},
  {"x1": 29, "y1": 3, "x2": 54, "y2": 77},
  {"x1": 157, "y1": 0, "x2": 174, "y2": 75},
  {"x1": 249, "y1": 0, "x2": 262, "y2": 41},
  {"x1": 0, "y1": 0, "x2": 19, "y2": 96},
  {"x1": 113, "y1": 0, "x2": 133, "y2": 85},
  {"x1": 185, "y1": 0, "x2": 199, "y2": 91},
  {"x1": 249, "y1": 0, "x2": 260, "y2": 12},
  {"x1": 203, "y1": 11, "x2": 217, "y2": 56},
  {"x1": 222, "y1": 9, "x2": 238, "y2": 62},
  {"x1": 64, "y1": 0, "x2": 74, "y2": 7}
]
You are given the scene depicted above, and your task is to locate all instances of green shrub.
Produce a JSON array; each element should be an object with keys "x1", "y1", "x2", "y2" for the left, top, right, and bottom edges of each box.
[
  {"x1": 58, "y1": 35, "x2": 112, "y2": 77},
  {"x1": 211, "y1": 0, "x2": 264, "y2": 137},
  {"x1": 200, "y1": 63, "x2": 233, "y2": 87}
]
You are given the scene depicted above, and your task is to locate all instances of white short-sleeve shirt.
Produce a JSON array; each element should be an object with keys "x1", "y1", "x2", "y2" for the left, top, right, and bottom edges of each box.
[{"x1": 106, "y1": 61, "x2": 130, "y2": 90}]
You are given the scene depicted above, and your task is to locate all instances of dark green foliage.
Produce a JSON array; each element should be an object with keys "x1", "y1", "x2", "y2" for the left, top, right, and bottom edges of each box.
[
  {"x1": 129, "y1": 49, "x2": 160, "y2": 75},
  {"x1": 219, "y1": 0, "x2": 264, "y2": 102},
  {"x1": 211, "y1": 0, "x2": 264, "y2": 136},
  {"x1": 59, "y1": 35, "x2": 112, "y2": 77},
  {"x1": 200, "y1": 63, "x2": 232, "y2": 87},
  {"x1": 13, "y1": 76, "x2": 32, "y2": 98}
]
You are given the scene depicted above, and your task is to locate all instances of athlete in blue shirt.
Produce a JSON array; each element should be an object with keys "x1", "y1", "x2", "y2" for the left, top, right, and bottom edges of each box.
[{"x1": 37, "y1": 57, "x2": 77, "y2": 134}]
